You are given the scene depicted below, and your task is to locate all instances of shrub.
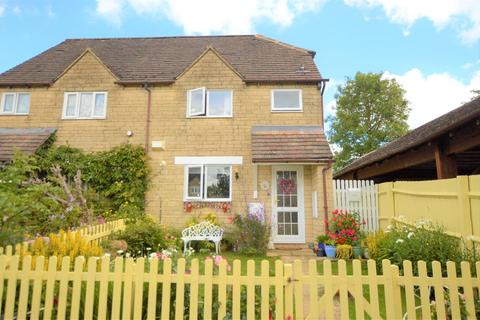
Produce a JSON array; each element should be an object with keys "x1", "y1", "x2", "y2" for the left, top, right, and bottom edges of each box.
[
  {"x1": 324, "y1": 209, "x2": 365, "y2": 245},
  {"x1": 0, "y1": 143, "x2": 149, "y2": 245},
  {"x1": 365, "y1": 230, "x2": 384, "y2": 258},
  {"x1": 186, "y1": 212, "x2": 219, "y2": 227},
  {"x1": 316, "y1": 234, "x2": 329, "y2": 244},
  {"x1": 24, "y1": 230, "x2": 103, "y2": 268},
  {"x1": 0, "y1": 153, "x2": 82, "y2": 245},
  {"x1": 230, "y1": 213, "x2": 270, "y2": 255},
  {"x1": 111, "y1": 217, "x2": 181, "y2": 257},
  {"x1": 373, "y1": 221, "x2": 462, "y2": 275},
  {"x1": 37, "y1": 143, "x2": 150, "y2": 215}
]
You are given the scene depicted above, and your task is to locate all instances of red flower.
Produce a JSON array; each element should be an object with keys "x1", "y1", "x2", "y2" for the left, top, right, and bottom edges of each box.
[{"x1": 337, "y1": 223, "x2": 341, "y2": 227}]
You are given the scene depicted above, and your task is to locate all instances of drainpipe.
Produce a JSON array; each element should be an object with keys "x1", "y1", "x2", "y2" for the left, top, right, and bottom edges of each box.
[
  {"x1": 143, "y1": 83, "x2": 152, "y2": 153},
  {"x1": 322, "y1": 160, "x2": 333, "y2": 222}
]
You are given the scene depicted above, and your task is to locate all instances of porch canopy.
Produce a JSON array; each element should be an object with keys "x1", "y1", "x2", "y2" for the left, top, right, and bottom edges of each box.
[
  {"x1": 0, "y1": 128, "x2": 56, "y2": 162},
  {"x1": 251, "y1": 125, "x2": 333, "y2": 163}
]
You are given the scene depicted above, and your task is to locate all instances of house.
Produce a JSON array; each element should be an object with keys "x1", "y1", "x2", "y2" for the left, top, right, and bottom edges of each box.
[
  {"x1": 0, "y1": 35, "x2": 333, "y2": 246},
  {"x1": 335, "y1": 96, "x2": 480, "y2": 182}
]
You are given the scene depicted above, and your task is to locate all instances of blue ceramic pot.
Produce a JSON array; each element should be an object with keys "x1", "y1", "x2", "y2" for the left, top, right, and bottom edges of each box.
[
  {"x1": 317, "y1": 243, "x2": 326, "y2": 256},
  {"x1": 325, "y1": 245, "x2": 336, "y2": 258}
]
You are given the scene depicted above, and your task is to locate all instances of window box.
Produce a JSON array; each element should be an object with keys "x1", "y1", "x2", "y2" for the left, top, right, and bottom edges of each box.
[
  {"x1": 62, "y1": 92, "x2": 107, "y2": 119},
  {"x1": 271, "y1": 89, "x2": 302, "y2": 112},
  {"x1": 187, "y1": 88, "x2": 232, "y2": 117},
  {"x1": 0, "y1": 92, "x2": 30, "y2": 115}
]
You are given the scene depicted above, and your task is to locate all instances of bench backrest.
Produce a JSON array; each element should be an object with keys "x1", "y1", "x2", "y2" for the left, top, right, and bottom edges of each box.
[{"x1": 182, "y1": 222, "x2": 224, "y2": 238}]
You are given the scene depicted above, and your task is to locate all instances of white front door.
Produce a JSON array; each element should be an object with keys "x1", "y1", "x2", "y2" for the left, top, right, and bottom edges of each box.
[{"x1": 272, "y1": 166, "x2": 305, "y2": 243}]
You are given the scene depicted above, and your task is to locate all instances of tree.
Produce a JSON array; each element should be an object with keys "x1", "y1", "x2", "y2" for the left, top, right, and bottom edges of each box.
[{"x1": 328, "y1": 72, "x2": 410, "y2": 171}]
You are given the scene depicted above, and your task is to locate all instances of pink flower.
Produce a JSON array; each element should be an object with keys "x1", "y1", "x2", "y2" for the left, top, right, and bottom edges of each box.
[{"x1": 214, "y1": 255, "x2": 224, "y2": 266}]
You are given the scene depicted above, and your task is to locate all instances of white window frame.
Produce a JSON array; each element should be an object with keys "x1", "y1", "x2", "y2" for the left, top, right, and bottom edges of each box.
[
  {"x1": 186, "y1": 88, "x2": 233, "y2": 118},
  {"x1": 271, "y1": 89, "x2": 303, "y2": 112},
  {"x1": 0, "y1": 92, "x2": 30, "y2": 115},
  {"x1": 62, "y1": 91, "x2": 108, "y2": 119},
  {"x1": 187, "y1": 87, "x2": 206, "y2": 117},
  {"x1": 184, "y1": 165, "x2": 204, "y2": 201},
  {"x1": 206, "y1": 90, "x2": 233, "y2": 117},
  {"x1": 183, "y1": 164, "x2": 233, "y2": 202}
]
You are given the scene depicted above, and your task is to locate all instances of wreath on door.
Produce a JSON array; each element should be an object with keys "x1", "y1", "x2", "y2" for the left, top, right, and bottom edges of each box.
[{"x1": 279, "y1": 178, "x2": 295, "y2": 194}]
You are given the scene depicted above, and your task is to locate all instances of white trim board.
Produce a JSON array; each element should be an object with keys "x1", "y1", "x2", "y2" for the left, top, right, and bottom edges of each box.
[{"x1": 175, "y1": 156, "x2": 243, "y2": 165}]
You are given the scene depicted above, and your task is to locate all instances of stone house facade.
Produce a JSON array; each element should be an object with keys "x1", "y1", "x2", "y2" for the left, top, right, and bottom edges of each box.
[{"x1": 0, "y1": 35, "x2": 333, "y2": 246}]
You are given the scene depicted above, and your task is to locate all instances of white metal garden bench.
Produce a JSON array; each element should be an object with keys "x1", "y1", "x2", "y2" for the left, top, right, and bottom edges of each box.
[{"x1": 181, "y1": 222, "x2": 224, "y2": 254}]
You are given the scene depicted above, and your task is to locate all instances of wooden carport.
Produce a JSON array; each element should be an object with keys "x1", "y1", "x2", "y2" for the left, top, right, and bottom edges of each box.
[{"x1": 334, "y1": 96, "x2": 480, "y2": 182}]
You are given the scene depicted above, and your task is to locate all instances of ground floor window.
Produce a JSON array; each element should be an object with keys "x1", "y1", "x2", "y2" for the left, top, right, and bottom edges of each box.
[{"x1": 184, "y1": 164, "x2": 232, "y2": 201}]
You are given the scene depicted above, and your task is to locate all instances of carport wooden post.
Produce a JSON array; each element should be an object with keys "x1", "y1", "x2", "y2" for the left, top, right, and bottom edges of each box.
[{"x1": 457, "y1": 176, "x2": 474, "y2": 240}]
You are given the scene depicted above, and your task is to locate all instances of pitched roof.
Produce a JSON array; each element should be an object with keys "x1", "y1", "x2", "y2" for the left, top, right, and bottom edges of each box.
[
  {"x1": 252, "y1": 125, "x2": 333, "y2": 163},
  {"x1": 0, "y1": 128, "x2": 56, "y2": 161},
  {"x1": 0, "y1": 35, "x2": 322, "y2": 86},
  {"x1": 334, "y1": 96, "x2": 480, "y2": 177}
]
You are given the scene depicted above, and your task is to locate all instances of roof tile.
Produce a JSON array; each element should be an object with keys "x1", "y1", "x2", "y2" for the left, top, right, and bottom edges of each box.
[
  {"x1": 0, "y1": 128, "x2": 56, "y2": 161},
  {"x1": 252, "y1": 125, "x2": 333, "y2": 163}
]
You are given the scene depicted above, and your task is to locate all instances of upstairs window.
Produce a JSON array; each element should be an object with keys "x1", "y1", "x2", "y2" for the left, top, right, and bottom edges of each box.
[
  {"x1": 184, "y1": 164, "x2": 232, "y2": 201},
  {"x1": 63, "y1": 92, "x2": 107, "y2": 119},
  {"x1": 271, "y1": 89, "x2": 302, "y2": 112},
  {"x1": 1, "y1": 93, "x2": 30, "y2": 115},
  {"x1": 187, "y1": 88, "x2": 232, "y2": 117}
]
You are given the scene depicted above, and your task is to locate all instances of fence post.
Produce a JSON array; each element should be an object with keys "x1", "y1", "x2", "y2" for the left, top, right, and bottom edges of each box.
[
  {"x1": 457, "y1": 176, "x2": 474, "y2": 239},
  {"x1": 378, "y1": 182, "x2": 395, "y2": 228}
]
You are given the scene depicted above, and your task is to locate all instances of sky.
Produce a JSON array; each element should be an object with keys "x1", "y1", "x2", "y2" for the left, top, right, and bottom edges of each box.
[{"x1": 0, "y1": 0, "x2": 479, "y2": 129}]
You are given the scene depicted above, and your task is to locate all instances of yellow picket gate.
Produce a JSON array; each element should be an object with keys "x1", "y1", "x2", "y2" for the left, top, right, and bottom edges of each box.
[{"x1": 0, "y1": 256, "x2": 479, "y2": 319}]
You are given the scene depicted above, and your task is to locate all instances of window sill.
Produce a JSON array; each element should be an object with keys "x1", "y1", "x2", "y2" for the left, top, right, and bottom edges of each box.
[
  {"x1": 184, "y1": 199, "x2": 232, "y2": 203},
  {"x1": 0, "y1": 113, "x2": 29, "y2": 116},
  {"x1": 271, "y1": 109, "x2": 303, "y2": 113},
  {"x1": 186, "y1": 116, "x2": 233, "y2": 119},
  {"x1": 61, "y1": 117, "x2": 107, "y2": 120}
]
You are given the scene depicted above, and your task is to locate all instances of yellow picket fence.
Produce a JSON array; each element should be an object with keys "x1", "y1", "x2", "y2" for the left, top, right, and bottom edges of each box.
[
  {"x1": 0, "y1": 256, "x2": 479, "y2": 319},
  {"x1": 0, "y1": 219, "x2": 125, "y2": 256}
]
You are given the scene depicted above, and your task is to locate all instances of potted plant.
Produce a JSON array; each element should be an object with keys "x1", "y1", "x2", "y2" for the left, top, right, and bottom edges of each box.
[
  {"x1": 316, "y1": 235, "x2": 329, "y2": 257},
  {"x1": 352, "y1": 240, "x2": 363, "y2": 259},
  {"x1": 324, "y1": 239, "x2": 337, "y2": 258},
  {"x1": 336, "y1": 244, "x2": 352, "y2": 259}
]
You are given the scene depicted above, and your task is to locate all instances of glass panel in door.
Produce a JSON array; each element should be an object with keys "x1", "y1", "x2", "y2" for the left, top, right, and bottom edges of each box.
[{"x1": 276, "y1": 170, "x2": 299, "y2": 236}]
